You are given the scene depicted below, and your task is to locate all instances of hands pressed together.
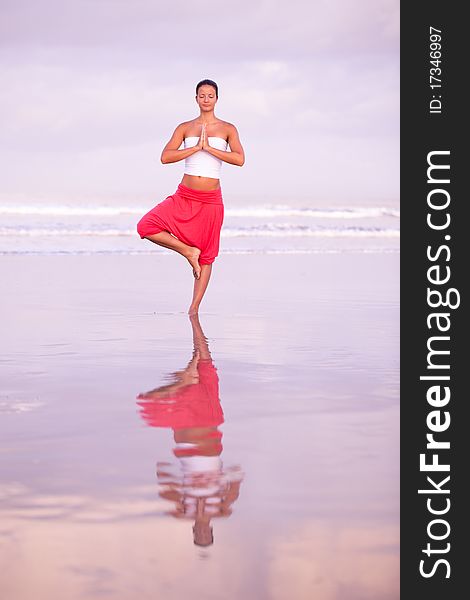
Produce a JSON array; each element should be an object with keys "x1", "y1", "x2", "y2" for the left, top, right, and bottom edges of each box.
[{"x1": 196, "y1": 123, "x2": 210, "y2": 151}]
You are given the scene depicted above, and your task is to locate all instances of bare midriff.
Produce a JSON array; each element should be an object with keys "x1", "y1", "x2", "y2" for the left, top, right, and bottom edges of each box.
[{"x1": 181, "y1": 173, "x2": 221, "y2": 191}]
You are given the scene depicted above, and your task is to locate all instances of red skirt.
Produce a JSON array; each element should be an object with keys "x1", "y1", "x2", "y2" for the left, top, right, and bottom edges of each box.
[
  {"x1": 137, "y1": 183, "x2": 224, "y2": 265},
  {"x1": 136, "y1": 359, "x2": 224, "y2": 430}
]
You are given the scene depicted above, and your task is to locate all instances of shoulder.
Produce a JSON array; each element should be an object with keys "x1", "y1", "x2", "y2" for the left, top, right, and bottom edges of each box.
[
  {"x1": 228, "y1": 122, "x2": 241, "y2": 139},
  {"x1": 175, "y1": 119, "x2": 202, "y2": 137},
  {"x1": 218, "y1": 120, "x2": 239, "y2": 134},
  {"x1": 166, "y1": 120, "x2": 198, "y2": 144},
  {"x1": 216, "y1": 120, "x2": 241, "y2": 142},
  {"x1": 174, "y1": 120, "x2": 197, "y2": 134},
  {"x1": 225, "y1": 122, "x2": 243, "y2": 144}
]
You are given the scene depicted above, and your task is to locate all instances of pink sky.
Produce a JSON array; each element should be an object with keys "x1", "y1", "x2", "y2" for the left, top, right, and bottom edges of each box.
[{"x1": 0, "y1": 0, "x2": 399, "y2": 204}]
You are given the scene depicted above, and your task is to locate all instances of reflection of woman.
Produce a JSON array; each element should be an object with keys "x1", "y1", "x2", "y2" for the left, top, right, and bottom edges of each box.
[
  {"x1": 136, "y1": 79, "x2": 245, "y2": 315},
  {"x1": 136, "y1": 314, "x2": 243, "y2": 546}
]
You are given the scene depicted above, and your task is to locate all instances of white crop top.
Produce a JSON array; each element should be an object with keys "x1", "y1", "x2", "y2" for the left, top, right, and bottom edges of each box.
[{"x1": 183, "y1": 136, "x2": 228, "y2": 179}]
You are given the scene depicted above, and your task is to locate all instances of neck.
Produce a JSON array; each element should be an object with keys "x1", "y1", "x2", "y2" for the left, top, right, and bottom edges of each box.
[{"x1": 198, "y1": 111, "x2": 216, "y2": 124}]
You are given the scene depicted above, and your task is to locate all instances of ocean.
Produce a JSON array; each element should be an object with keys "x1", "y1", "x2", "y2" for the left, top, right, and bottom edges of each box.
[{"x1": 0, "y1": 197, "x2": 399, "y2": 256}]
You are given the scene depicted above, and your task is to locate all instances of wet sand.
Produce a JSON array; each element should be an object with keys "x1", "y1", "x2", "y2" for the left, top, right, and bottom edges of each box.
[{"x1": 0, "y1": 253, "x2": 399, "y2": 600}]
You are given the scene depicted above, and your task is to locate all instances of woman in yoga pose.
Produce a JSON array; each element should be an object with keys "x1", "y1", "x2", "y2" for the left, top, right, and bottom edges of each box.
[
  {"x1": 137, "y1": 79, "x2": 245, "y2": 315},
  {"x1": 136, "y1": 314, "x2": 244, "y2": 547}
]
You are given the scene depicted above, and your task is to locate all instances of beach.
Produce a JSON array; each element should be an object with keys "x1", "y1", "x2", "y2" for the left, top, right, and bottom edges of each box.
[{"x1": 0, "y1": 251, "x2": 399, "y2": 600}]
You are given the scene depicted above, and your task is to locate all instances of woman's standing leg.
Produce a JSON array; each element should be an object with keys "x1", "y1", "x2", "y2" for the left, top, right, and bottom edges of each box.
[{"x1": 188, "y1": 264, "x2": 212, "y2": 315}]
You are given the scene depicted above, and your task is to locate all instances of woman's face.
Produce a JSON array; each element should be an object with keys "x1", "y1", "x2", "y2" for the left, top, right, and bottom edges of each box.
[{"x1": 196, "y1": 85, "x2": 217, "y2": 112}]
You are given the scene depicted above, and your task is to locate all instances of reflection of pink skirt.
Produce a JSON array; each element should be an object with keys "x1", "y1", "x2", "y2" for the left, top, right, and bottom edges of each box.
[
  {"x1": 136, "y1": 360, "x2": 224, "y2": 430},
  {"x1": 137, "y1": 183, "x2": 224, "y2": 265}
]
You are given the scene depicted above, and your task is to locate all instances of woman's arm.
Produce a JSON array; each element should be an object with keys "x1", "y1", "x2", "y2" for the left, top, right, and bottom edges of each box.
[
  {"x1": 160, "y1": 123, "x2": 202, "y2": 164},
  {"x1": 203, "y1": 124, "x2": 245, "y2": 167}
]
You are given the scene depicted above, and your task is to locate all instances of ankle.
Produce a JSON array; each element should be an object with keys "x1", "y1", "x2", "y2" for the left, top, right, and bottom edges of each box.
[{"x1": 187, "y1": 246, "x2": 200, "y2": 257}]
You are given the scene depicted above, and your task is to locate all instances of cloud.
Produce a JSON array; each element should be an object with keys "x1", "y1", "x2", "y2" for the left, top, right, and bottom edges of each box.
[
  {"x1": 1, "y1": 0, "x2": 399, "y2": 58},
  {"x1": 0, "y1": 0, "x2": 399, "y2": 203}
]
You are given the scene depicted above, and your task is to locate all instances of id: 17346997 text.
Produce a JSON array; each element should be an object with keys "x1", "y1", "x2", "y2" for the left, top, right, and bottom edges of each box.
[{"x1": 429, "y1": 26, "x2": 443, "y2": 114}]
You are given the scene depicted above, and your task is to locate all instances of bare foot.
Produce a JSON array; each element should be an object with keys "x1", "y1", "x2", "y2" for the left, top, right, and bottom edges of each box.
[
  {"x1": 188, "y1": 303, "x2": 199, "y2": 316},
  {"x1": 185, "y1": 247, "x2": 201, "y2": 279}
]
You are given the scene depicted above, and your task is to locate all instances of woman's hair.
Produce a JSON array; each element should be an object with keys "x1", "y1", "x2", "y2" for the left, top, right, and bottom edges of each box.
[{"x1": 196, "y1": 79, "x2": 218, "y2": 98}]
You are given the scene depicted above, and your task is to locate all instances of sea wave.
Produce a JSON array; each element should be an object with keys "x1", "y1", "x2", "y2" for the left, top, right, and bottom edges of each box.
[
  {"x1": 0, "y1": 204, "x2": 400, "y2": 219},
  {"x1": 0, "y1": 247, "x2": 400, "y2": 256},
  {"x1": 0, "y1": 224, "x2": 400, "y2": 238}
]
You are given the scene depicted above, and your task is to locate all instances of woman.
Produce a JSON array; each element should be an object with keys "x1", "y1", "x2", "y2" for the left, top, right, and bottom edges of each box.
[
  {"x1": 137, "y1": 79, "x2": 245, "y2": 315},
  {"x1": 136, "y1": 313, "x2": 244, "y2": 547}
]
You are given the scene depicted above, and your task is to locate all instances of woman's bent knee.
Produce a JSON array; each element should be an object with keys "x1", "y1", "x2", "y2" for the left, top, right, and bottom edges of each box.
[
  {"x1": 137, "y1": 216, "x2": 154, "y2": 239},
  {"x1": 136, "y1": 218, "x2": 146, "y2": 238}
]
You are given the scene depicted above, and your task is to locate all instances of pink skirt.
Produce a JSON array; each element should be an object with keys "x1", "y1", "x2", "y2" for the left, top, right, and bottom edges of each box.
[
  {"x1": 136, "y1": 360, "x2": 224, "y2": 430},
  {"x1": 137, "y1": 183, "x2": 224, "y2": 265}
]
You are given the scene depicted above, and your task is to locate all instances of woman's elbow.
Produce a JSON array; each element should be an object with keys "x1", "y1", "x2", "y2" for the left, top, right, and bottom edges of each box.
[
  {"x1": 237, "y1": 155, "x2": 245, "y2": 167},
  {"x1": 161, "y1": 149, "x2": 172, "y2": 164}
]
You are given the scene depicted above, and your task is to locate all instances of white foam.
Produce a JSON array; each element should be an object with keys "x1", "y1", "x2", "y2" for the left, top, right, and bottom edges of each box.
[
  {"x1": 0, "y1": 204, "x2": 400, "y2": 219},
  {"x1": 0, "y1": 225, "x2": 400, "y2": 238},
  {"x1": 0, "y1": 247, "x2": 400, "y2": 257}
]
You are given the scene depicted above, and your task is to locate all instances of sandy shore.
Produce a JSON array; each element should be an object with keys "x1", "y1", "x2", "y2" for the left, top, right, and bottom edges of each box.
[{"x1": 1, "y1": 253, "x2": 399, "y2": 600}]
